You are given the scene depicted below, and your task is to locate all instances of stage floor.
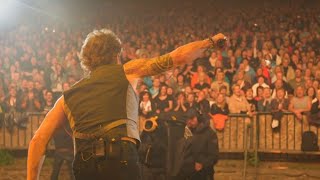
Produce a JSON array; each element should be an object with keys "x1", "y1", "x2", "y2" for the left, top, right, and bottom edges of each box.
[{"x1": 1, "y1": 158, "x2": 320, "y2": 180}]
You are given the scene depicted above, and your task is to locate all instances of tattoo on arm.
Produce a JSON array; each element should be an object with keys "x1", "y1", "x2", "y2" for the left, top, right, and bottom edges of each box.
[
  {"x1": 124, "y1": 39, "x2": 211, "y2": 80},
  {"x1": 124, "y1": 53, "x2": 174, "y2": 78},
  {"x1": 150, "y1": 54, "x2": 174, "y2": 74}
]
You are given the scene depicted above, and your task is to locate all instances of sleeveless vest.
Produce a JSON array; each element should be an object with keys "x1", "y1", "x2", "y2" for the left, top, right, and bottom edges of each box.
[{"x1": 64, "y1": 65, "x2": 138, "y2": 137}]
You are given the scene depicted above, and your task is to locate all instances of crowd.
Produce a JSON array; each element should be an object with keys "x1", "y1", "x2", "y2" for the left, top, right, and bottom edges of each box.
[{"x1": 0, "y1": 0, "x2": 320, "y2": 130}]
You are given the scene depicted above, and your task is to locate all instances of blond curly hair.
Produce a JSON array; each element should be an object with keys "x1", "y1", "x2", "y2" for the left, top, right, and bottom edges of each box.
[{"x1": 79, "y1": 29, "x2": 122, "y2": 72}]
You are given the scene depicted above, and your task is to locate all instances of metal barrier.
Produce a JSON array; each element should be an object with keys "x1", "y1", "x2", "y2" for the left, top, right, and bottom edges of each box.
[
  {"x1": 214, "y1": 113, "x2": 320, "y2": 154},
  {"x1": 257, "y1": 113, "x2": 320, "y2": 154},
  {"x1": 0, "y1": 112, "x2": 319, "y2": 155},
  {"x1": 0, "y1": 112, "x2": 52, "y2": 149},
  {"x1": 216, "y1": 114, "x2": 255, "y2": 152}
]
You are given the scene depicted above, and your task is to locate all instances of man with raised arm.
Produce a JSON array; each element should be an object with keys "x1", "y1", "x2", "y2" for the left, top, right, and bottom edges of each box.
[{"x1": 27, "y1": 29, "x2": 225, "y2": 180}]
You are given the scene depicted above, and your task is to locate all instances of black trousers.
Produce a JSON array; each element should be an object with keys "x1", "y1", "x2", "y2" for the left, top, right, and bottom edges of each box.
[
  {"x1": 73, "y1": 141, "x2": 141, "y2": 180},
  {"x1": 50, "y1": 152, "x2": 74, "y2": 180}
]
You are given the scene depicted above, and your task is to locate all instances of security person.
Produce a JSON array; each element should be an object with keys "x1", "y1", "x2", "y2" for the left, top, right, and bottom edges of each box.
[
  {"x1": 173, "y1": 108, "x2": 219, "y2": 180},
  {"x1": 27, "y1": 29, "x2": 226, "y2": 180}
]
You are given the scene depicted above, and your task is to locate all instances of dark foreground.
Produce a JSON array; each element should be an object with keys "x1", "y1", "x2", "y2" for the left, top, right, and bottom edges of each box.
[{"x1": 1, "y1": 158, "x2": 320, "y2": 180}]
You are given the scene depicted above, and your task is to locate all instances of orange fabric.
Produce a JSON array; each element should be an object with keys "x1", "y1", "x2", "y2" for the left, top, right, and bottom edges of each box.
[
  {"x1": 191, "y1": 73, "x2": 211, "y2": 88},
  {"x1": 211, "y1": 114, "x2": 228, "y2": 130}
]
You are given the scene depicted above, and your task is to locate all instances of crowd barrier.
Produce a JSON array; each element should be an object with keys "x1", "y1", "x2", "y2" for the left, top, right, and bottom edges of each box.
[
  {"x1": 0, "y1": 112, "x2": 54, "y2": 149},
  {"x1": 0, "y1": 112, "x2": 319, "y2": 155},
  {"x1": 216, "y1": 114, "x2": 255, "y2": 153},
  {"x1": 256, "y1": 113, "x2": 320, "y2": 153},
  {"x1": 216, "y1": 113, "x2": 320, "y2": 154}
]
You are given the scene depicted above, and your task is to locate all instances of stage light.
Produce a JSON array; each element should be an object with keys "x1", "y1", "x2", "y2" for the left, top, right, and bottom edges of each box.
[
  {"x1": 0, "y1": 0, "x2": 13, "y2": 16},
  {"x1": 0, "y1": 0, "x2": 11, "y2": 6},
  {"x1": 0, "y1": 0, "x2": 19, "y2": 27},
  {"x1": 0, "y1": 0, "x2": 17, "y2": 13}
]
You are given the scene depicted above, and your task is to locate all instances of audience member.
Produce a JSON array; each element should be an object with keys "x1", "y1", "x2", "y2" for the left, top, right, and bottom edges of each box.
[
  {"x1": 257, "y1": 87, "x2": 272, "y2": 112},
  {"x1": 228, "y1": 85, "x2": 251, "y2": 114},
  {"x1": 289, "y1": 86, "x2": 312, "y2": 120}
]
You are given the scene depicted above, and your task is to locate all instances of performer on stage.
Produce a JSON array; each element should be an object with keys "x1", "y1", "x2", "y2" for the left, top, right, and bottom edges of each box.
[{"x1": 27, "y1": 29, "x2": 225, "y2": 180}]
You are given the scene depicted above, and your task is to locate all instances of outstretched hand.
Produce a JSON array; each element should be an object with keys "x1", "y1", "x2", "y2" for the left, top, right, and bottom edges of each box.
[
  {"x1": 210, "y1": 33, "x2": 227, "y2": 48},
  {"x1": 211, "y1": 33, "x2": 226, "y2": 42}
]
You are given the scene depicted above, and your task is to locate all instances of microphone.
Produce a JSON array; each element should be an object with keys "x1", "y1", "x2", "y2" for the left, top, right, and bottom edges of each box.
[{"x1": 216, "y1": 37, "x2": 227, "y2": 49}]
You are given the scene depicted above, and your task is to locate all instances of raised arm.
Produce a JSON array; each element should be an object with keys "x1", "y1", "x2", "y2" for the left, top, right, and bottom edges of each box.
[
  {"x1": 124, "y1": 33, "x2": 226, "y2": 80},
  {"x1": 27, "y1": 96, "x2": 67, "y2": 180}
]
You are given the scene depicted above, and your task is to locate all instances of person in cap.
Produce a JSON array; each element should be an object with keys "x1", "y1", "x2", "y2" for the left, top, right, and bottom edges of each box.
[{"x1": 173, "y1": 108, "x2": 219, "y2": 180}]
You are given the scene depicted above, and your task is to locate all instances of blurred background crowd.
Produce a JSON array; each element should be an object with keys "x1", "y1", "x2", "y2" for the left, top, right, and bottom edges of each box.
[{"x1": 0, "y1": 0, "x2": 319, "y2": 129}]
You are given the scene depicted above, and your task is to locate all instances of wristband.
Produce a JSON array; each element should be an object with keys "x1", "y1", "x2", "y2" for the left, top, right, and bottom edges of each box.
[{"x1": 208, "y1": 37, "x2": 215, "y2": 49}]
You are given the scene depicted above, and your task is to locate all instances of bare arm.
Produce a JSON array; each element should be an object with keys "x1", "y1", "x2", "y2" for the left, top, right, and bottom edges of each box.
[
  {"x1": 124, "y1": 33, "x2": 225, "y2": 80},
  {"x1": 165, "y1": 100, "x2": 173, "y2": 112},
  {"x1": 181, "y1": 102, "x2": 187, "y2": 112},
  {"x1": 36, "y1": 156, "x2": 46, "y2": 180},
  {"x1": 174, "y1": 103, "x2": 181, "y2": 112},
  {"x1": 27, "y1": 96, "x2": 67, "y2": 180}
]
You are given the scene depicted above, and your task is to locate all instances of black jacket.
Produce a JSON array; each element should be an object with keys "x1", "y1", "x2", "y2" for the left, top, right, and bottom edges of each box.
[
  {"x1": 195, "y1": 100, "x2": 211, "y2": 121},
  {"x1": 191, "y1": 122, "x2": 219, "y2": 167},
  {"x1": 173, "y1": 122, "x2": 219, "y2": 178},
  {"x1": 211, "y1": 104, "x2": 229, "y2": 115}
]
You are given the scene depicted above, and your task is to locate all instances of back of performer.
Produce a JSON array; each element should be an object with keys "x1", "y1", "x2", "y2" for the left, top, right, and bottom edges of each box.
[{"x1": 63, "y1": 30, "x2": 141, "y2": 180}]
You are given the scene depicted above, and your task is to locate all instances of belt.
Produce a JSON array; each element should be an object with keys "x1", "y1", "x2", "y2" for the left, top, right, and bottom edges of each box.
[
  {"x1": 78, "y1": 136, "x2": 138, "y2": 161},
  {"x1": 120, "y1": 137, "x2": 137, "y2": 145},
  {"x1": 73, "y1": 119, "x2": 127, "y2": 140}
]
